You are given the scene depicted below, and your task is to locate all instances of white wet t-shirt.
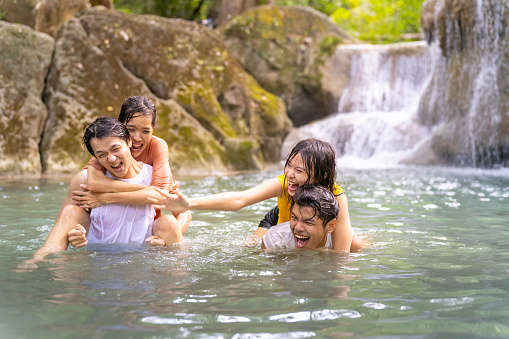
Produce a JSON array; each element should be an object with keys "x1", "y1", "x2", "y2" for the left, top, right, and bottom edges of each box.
[
  {"x1": 262, "y1": 222, "x2": 332, "y2": 250},
  {"x1": 82, "y1": 163, "x2": 155, "y2": 244}
]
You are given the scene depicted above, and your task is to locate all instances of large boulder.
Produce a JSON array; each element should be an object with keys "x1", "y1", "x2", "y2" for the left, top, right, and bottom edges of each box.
[
  {"x1": 222, "y1": 5, "x2": 356, "y2": 127},
  {"x1": 0, "y1": 0, "x2": 112, "y2": 38},
  {"x1": 0, "y1": 22, "x2": 54, "y2": 175},
  {"x1": 417, "y1": 0, "x2": 509, "y2": 167},
  {"x1": 41, "y1": 8, "x2": 291, "y2": 175}
]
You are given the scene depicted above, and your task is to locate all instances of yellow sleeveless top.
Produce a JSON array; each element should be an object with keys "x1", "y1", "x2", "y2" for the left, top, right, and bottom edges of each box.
[{"x1": 276, "y1": 174, "x2": 344, "y2": 224}]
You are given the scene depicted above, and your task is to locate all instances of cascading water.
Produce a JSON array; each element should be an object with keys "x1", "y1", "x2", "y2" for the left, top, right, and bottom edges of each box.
[
  {"x1": 416, "y1": 0, "x2": 509, "y2": 168},
  {"x1": 283, "y1": 41, "x2": 433, "y2": 168}
]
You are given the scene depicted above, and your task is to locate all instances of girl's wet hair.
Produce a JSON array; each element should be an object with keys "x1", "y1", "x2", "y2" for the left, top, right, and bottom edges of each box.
[
  {"x1": 285, "y1": 138, "x2": 336, "y2": 193},
  {"x1": 117, "y1": 96, "x2": 157, "y2": 127},
  {"x1": 83, "y1": 116, "x2": 131, "y2": 156}
]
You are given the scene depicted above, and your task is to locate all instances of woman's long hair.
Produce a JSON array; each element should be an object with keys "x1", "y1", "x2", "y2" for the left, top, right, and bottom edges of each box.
[{"x1": 284, "y1": 138, "x2": 337, "y2": 193}]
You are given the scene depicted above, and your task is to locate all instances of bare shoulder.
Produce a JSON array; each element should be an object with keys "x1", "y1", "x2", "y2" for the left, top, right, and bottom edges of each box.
[
  {"x1": 150, "y1": 135, "x2": 169, "y2": 151},
  {"x1": 337, "y1": 192, "x2": 349, "y2": 206}
]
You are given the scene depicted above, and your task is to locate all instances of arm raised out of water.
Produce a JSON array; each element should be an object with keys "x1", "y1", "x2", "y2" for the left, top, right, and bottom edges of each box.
[
  {"x1": 72, "y1": 165, "x2": 180, "y2": 209},
  {"x1": 149, "y1": 178, "x2": 282, "y2": 214}
]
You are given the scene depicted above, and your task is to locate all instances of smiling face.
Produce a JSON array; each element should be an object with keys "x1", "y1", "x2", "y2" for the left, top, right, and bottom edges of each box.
[
  {"x1": 290, "y1": 204, "x2": 335, "y2": 249},
  {"x1": 284, "y1": 153, "x2": 315, "y2": 196},
  {"x1": 125, "y1": 114, "x2": 153, "y2": 158},
  {"x1": 90, "y1": 136, "x2": 136, "y2": 179}
]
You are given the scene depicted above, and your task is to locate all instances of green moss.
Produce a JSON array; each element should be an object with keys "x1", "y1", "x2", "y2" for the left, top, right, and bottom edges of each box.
[
  {"x1": 244, "y1": 74, "x2": 281, "y2": 120},
  {"x1": 223, "y1": 138, "x2": 264, "y2": 170},
  {"x1": 154, "y1": 102, "x2": 229, "y2": 168},
  {"x1": 175, "y1": 84, "x2": 236, "y2": 139},
  {"x1": 319, "y1": 35, "x2": 342, "y2": 56}
]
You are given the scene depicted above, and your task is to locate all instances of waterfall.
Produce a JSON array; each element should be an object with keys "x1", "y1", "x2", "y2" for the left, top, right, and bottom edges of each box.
[
  {"x1": 415, "y1": 0, "x2": 509, "y2": 168},
  {"x1": 283, "y1": 41, "x2": 433, "y2": 168}
]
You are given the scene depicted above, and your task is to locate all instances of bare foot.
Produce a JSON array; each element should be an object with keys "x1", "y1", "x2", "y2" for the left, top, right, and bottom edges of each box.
[{"x1": 145, "y1": 235, "x2": 166, "y2": 246}]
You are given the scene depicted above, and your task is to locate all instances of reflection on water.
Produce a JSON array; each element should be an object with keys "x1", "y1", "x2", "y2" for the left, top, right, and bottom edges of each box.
[{"x1": 1, "y1": 167, "x2": 509, "y2": 338}]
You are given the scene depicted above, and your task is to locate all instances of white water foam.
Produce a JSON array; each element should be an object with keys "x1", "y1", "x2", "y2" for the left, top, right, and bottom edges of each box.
[{"x1": 283, "y1": 42, "x2": 432, "y2": 169}]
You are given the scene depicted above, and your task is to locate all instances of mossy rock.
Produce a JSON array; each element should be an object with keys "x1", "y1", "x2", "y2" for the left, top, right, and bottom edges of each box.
[
  {"x1": 41, "y1": 8, "x2": 291, "y2": 175},
  {"x1": 0, "y1": 22, "x2": 54, "y2": 175},
  {"x1": 222, "y1": 5, "x2": 357, "y2": 126}
]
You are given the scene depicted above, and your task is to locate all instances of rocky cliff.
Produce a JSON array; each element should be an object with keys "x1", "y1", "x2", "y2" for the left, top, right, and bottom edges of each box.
[
  {"x1": 418, "y1": 0, "x2": 509, "y2": 167},
  {"x1": 0, "y1": 22, "x2": 54, "y2": 174},
  {"x1": 222, "y1": 5, "x2": 357, "y2": 127},
  {"x1": 0, "y1": 7, "x2": 292, "y2": 176}
]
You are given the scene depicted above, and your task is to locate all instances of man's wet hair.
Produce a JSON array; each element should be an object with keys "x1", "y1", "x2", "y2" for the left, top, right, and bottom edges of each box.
[
  {"x1": 292, "y1": 185, "x2": 339, "y2": 227},
  {"x1": 83, "y1": 116, "x2": 131, "y2": 156}
]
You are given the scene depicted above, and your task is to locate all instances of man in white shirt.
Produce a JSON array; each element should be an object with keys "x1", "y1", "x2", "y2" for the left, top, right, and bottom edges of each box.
[
  {"x1": 22, "y1": 117, "x2": 162, "y2": 269},
  {"x1": 261, "y1": 185, "x2": 338, "y2": 251},
  {"x1": 73, "y1": 116, "x2": 157, "y2": 244}
]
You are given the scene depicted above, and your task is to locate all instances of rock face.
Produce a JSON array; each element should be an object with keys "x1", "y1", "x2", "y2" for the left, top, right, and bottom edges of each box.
[
  {"x1": 418, "y1": 0, "x2": 509, "y2": 167},
  {"x1": 209, "y1": 0, "x2": 267, "y2": 27},
  {"x1": 0, "y1": 22, "x2": 54, "y2": 175},
  {"x1": 222, "y1": 5, "x2": 356, "y2": 127},
  {"x1": 41, "y1": 8, "x2": 291, "y2": 175},
  {"x1": 0, "y1": 0, "x2": 111, "y2": 37}
]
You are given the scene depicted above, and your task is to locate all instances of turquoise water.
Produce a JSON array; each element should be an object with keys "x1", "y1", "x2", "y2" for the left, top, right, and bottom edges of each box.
[{"x1": 1, "y1": 167, "x2": 509, "y2": 338}]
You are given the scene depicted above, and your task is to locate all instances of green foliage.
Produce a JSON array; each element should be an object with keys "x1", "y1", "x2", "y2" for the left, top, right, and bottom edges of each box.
[
  {"x1": 114, "y1": 0, "x2": 211, "y2": 20},
  {"x1": 274, "y1": 0, "x2": 423, "y2": 44},
  {"x1": 113, "y1": 0, "x2": 423, "y2": 44},
  {"x1": 333, "y1": 0, "x2": 423, "y2": 43},
  {"x1": 273, "y1": 0, "x2": 344, "y2": 16}
]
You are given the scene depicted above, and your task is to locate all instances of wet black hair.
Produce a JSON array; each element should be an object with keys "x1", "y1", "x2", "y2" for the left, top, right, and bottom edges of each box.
[
  {"x1": 117, "y1": 96, "x2": 157, "y2": 127},
  {"x1": 83, "y1": 116, "x2": 131, "y2": 156},
  {"x1": 285, "y1": 138, "x2": 337, "y2": 192},
  {"x1": 292, "y1": 185, "x2": 339, "y2": 227}
]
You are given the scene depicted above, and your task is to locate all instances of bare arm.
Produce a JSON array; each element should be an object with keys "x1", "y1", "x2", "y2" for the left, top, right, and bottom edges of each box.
[
  {"x1": 86, "y1": 165, "x2": 145, "y2": 193},
  {"x1": 72, "y1": 185, "x2": 169, "y2": 208},
  {"x1": 189, "y1": 178, "x2": 281, "y2": 210},
  {"x1": 331, "y1": 194, "x2": 353, "y2": 253},
  {"x1": 152, "y1": 178, "x2": 282, "y2": 214}
]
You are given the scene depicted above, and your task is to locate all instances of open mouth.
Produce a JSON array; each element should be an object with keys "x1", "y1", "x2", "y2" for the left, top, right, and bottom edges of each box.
[
  {"x1": 294, "y1": 234, "x2": 310, "y2": 248},
  {"x1": 131, "y1": 144, "x2": 143, "y2": 152},
  {"x1": 110, "y1": 162, "x2": 124, "y2": 172},
  {"x1": 288, "y1": 182, "x2": 299, "y2": 193}
]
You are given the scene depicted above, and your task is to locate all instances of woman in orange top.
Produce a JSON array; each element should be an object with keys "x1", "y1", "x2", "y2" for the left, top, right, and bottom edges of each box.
[
  {"x1": 68, "y1": 96, "x2": 192, "y2": 248},
  {"x1": 29, "y1": 97, "x2": 190, "y2": 266}
]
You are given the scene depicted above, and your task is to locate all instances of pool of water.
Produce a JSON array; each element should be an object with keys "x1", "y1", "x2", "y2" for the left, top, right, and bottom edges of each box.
[{"x1": 1, "y1": 166, "x2": 509, "y2": 338}]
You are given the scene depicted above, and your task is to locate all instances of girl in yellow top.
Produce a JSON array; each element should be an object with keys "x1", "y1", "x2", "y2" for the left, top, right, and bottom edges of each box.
[{"x1": 154, "y1": 138, "x2": 363, "y2": 253}]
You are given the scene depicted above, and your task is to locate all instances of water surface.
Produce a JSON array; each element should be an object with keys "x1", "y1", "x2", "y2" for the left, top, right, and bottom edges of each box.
[{"x1": 1, "y1": 167, "x2": 509, "y2": 338}]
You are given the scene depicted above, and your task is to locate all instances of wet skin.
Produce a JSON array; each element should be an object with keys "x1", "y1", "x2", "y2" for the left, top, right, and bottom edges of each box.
[
  {"x1": 284, "y1": 153, "x2": 316, "y2": 196},
  {"x1": 290, "y1": 205, "x2": 335, "y2": 249},
  {"x1": 126, "y1": 115, "x2": 153, "y2": 158},
  {"x1": 90, "y1": 137, "x2": 139, "y2": 179}
]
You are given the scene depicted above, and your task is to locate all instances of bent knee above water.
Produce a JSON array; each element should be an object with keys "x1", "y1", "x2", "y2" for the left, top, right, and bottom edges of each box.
[{"x1": 153, "y1": 214, "x2": 179, "y2": 231}]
